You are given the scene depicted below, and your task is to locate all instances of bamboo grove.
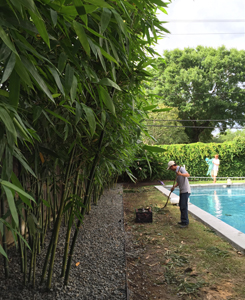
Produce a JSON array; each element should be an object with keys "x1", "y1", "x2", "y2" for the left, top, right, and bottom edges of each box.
[{"x1": 0, "y1": 0, "x2": 169, "y2": 289}]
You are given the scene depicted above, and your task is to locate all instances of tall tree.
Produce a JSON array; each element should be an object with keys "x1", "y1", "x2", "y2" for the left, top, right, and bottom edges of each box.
[
  {"x1": 143, "y1": 104, "x2": 189, "y2": 145},
  {"x1": 146, "y1": 46, "x2": 245, "y2": 143}
]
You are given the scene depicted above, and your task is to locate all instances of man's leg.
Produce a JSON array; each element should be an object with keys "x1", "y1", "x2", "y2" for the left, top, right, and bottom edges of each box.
[{"x1": 179, "y1": 193, "x2": 190, "y2": 225}]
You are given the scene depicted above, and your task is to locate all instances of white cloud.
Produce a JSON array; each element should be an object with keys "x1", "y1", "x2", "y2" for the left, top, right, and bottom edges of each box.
[{"x1": 155, "y1": 0, "x2": 245, "y2": 54}]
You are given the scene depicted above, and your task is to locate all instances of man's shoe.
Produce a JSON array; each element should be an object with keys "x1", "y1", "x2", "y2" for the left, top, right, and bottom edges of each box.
[
  {"x1": 178, "y1": 222, "x2": 183, "y2": 225},
  {"x1": 179, "y1": 224, "x2": 189, "y2": 228}
]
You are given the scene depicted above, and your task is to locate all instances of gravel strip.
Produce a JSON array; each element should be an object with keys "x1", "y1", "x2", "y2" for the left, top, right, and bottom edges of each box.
[{"x1": 0, "y1": 184, "x2": 127, "y2": 300}]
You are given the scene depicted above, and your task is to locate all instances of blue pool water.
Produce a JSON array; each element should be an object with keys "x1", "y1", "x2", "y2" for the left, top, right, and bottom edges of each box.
[{"x1": 172, "y1": 185, "x2": 245, "y2": 234}]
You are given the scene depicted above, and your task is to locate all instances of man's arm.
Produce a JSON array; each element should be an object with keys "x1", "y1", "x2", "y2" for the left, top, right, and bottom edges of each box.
[
  {"x1": 171, "y1": 182, "x2": 178, "y2": 192},
  {"x1": 176, "y1": 168, "x2": 190, "y2": 178}
]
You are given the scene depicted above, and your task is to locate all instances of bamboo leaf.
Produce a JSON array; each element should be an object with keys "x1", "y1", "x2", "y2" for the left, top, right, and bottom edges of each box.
[
  {"x1": 73, "y1": 20, "x2": 90, "y2": 56},
  {"x1": 101, "y1": 110, "x2": 106, "y2": 127},
  {"x1": 108, "y1": 40, "x2": 119, "y2": 63},
  {"x1": 13, "y1": 149, "x2": 37, "y2": 178},
  {"x1": 58, "y1": 52, "x2": 67, "y2": 73},
  {"x1": 73, "y1": 0, "x2": 86, "y2": 16},
  {"x1": 85, "y1": 27, "x2": 105, "y2": 39},
  {"x1": 0, "y1": 138, "x2": 6, "y2": 162},
  {"x1": 152, "y1": 108, "x2": 172, "y2": 113},
  {"x1": 41, "y1": 198, "x2": 50, "y2": 207},
  {"x1": 98, "y1": 78, "x2": 121, "y2": 90},
  {"x1": 100, "y1": 46, "x2": 118, "y2": 64},
  {"x1": 81, "y1": 104, "x2": 96, "y2": 136},
  {"x1": 9, "y1": 70, "x2": 20, "y2": 110},
  {"x1": 0, "y1": 244, "x2": 8, "y2": 259},
  {"x1": 70, "y1": 75, "x2": 77, "y2": 103},
  {"x1": 0, "y1": 43, "x2": 11, "y2": 62},
  {"x1": 64, "y1": 64, "x2": 74, "y2": 94},
  {"x1": 0, "y1": 26, "x2": 19, "y2": 57},
  {"x1": 18, "y1": 0, "x2": 39, "y2": 13},
  {"x1": 1, "y1": 180, "x2": 36, "y2": 202},
  {"x1": 45, "y1": 108, "x2": 71, "y2": 124},
  {"x1": 13, "y1": 117, "x2": 32, "y2": 143},
  {"x1": 98, "y1": 86, "x2": 116, "y2": 116},
  {"x1": 8, "y1": 0, "x2": 22, "y2": 14},
  {"x1": 50, "y1": 9, "x2": 57, "y2": 27},
  {"x1": 21, "y1": 56, "x2": 54, "y2": 102},
  {"x1": 1, "y1": 52, "x2": 16, "y2": 84},
  {"x1": 112, "y1": 10, "x2": 128, "y2": 37},
  {"x1": 0, "y1": 106, "x2": 16, "y2": 144},
  {"x1": 85, "y1": 0, "x2": 112, "y2": 8},
  {"x1": 97, "y1": 47, "x2": 106, "y2": 72},
  {"x1": 11, "y1": 172, "x2": 32, "y2": 208},
  {"x1": 29, "y1": 10, "x2": 50, "y2": 48},
  {"x1": 0, "y1": 89, "x2": 9, "y2": 97},
  {"x1": 48, "y1": 67, "x2": 65, "y2": 96},
  {"x1": 13, "y1": 228, "x2": 31, "y2": 250},
  {"x1": 142, "y1": 105, "x2": 158, "y2": 111},
  {"x1": 14, "y1": 56, "x2": 33, "y2": 87},
  {"x1": 2, "y1": 185, "x2": 18, "y2": 226},
  {"x1": 33, "y1": 106, "x2": 43, "y2": 122},
  {"x1": 101, "y1": 8, "x2": 111, "y2": 33},
  {"x1": 75, "y1": 101, "x2": 82, "y2": 125},
  {"x1": 4, "y1": 146, "x2": 13, "y2": 180},
  {"x1": 142, "y1": 145, "x2": 166, "y2": 153}
]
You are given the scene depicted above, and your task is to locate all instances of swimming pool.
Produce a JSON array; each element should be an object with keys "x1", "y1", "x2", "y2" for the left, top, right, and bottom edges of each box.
[{"x1": 173, "y1": 185, "x2": 245, "y2": 234}]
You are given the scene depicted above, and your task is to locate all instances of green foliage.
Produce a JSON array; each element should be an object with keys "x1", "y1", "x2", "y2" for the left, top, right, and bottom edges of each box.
[
  {"x1": 145, "y1": 46, "x2": 245, "y2": 143},
  {"x1": 121, "y1": 149, "x2": 166, "y2": 181},
  {"x1": 128, "y1": 138, "x2": 245, "y2": 180},
  {"x1": 0, "y1": 0, "x2": 170, "y2": 287},
  {"x1": 143, "y1": 104, "x2": 189, "y2": 145},
  {"x1": 213, "y1": 129, "x2": 245, "y2": 143}
]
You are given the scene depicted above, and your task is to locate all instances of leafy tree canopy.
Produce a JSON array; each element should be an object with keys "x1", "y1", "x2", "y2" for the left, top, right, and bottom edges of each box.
[
  {"x1": 143, "y1": 103, "x2": 189, "y2": 145},
  {"x1": 213, "y1": 129, "x2": 245, "y2": 143},
  {"x1": 145, "y1": 46, "x2": 245, "y2": 143}
]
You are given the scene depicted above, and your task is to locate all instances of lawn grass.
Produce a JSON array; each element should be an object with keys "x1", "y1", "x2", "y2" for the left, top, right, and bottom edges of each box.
[{"x1": 124, "y1": 185, "x2": 245, "y2": 299}]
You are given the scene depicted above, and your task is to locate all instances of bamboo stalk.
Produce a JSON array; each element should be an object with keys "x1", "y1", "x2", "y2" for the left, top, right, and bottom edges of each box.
[
  {"x1": 28, "y1": 237, "x2": 34, "y2": 283},
  {"x1": 18, "y1": 213, "x2": 24, "y2": 272},
  {"x1": 23, "y1": 208, "x2": 28, "y2": 285},
  {"x1": 42, "y1": 146, "x2": 76, "y2": 288},
  {"x1": 64, "y1": 130, "x2": 105, "y2": 285},
  {"x1": 53, "y1": 173, "x2": 57, "y2": 224},
  {"x1": 0, "y1": 192, "x2": 9, "y2": 278},
  {"x1": 61, "y1": 161, "x2": 82, "y2": 277},
  {"x1": 32, "y1": 235, "x2": 38, "y2": 287}
]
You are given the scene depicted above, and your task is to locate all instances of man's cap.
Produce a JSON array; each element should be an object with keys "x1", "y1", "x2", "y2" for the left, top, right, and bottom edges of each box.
[{"x1": 167, "y1": 161, "x2": 175, "y2": 170}]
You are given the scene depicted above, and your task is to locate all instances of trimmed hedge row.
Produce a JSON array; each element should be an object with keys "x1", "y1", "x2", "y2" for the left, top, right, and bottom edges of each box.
[{"x1": 127, "y1": 138, "x2": 245, "y2": 181}]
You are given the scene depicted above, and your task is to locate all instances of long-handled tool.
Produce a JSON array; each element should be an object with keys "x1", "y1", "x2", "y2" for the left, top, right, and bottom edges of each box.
[{"x1": 159, "y1": 165, "x2": 181, "y2": 209}]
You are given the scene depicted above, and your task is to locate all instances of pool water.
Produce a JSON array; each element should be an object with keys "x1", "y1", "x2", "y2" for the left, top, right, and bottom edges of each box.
[{"x1": 172, "y1": 185, "x2": 245, "y2": 234}]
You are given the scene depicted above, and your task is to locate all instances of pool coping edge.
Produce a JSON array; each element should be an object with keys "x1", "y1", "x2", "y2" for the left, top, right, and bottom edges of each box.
[{"x1": 155, "y1": 185, "x2": 245, "y2": 254}]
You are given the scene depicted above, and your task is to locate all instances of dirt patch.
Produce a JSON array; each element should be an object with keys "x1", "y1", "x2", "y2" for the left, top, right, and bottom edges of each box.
[{"x1": 123, "y1": 184, "x2": 245, "y2": 300}]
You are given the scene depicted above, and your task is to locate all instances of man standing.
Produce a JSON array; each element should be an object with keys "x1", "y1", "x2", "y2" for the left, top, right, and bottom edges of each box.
[
  {"x1": 167, "y1": 161, "x2": 191, "y2": 228},
  {"x1": 211, "y1": 154, "x2": 220, "y2": 183}
]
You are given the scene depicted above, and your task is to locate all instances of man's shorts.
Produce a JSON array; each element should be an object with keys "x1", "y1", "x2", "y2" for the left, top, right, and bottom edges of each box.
[{"x1": 211, "y1": 170, "x2": 218, "y2": 176}]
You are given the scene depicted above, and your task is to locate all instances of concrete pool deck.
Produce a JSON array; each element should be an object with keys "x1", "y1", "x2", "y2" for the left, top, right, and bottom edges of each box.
[{"x1": 155, "y1": 184, "x2": 245, "y2": 254}]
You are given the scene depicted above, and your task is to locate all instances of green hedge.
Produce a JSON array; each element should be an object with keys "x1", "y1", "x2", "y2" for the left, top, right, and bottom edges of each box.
[
  {"x1": 123, "y1": 137, "x2": 245, "y2": 182},
  {"x1": 158, "y1": 138, "x2": 245, "y2": 180}
]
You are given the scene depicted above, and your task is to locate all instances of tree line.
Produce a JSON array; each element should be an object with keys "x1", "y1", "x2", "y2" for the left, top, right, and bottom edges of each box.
[{"x1": 144, "y1": 46, "x2": 245, "y2": 143}]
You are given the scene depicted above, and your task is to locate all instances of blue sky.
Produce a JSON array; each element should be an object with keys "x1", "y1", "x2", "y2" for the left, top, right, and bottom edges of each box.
[{"x1": 155, "y1": 0, "x2": 245, "y2": 54}]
